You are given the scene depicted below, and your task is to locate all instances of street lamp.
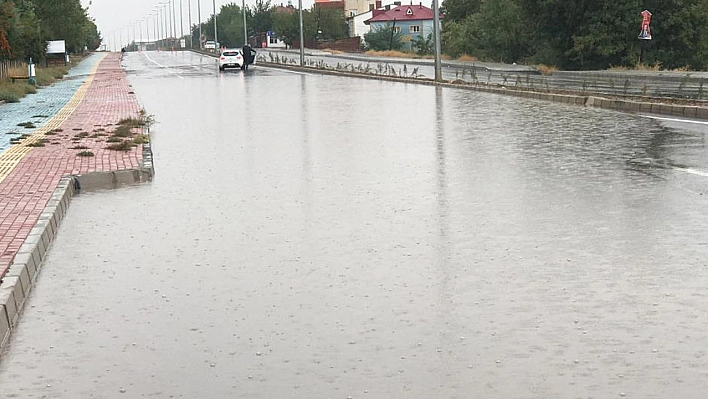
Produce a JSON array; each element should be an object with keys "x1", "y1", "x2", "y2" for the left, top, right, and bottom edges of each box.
[
  {"x1": 298, "y1": 0, "x2": 304, "y2": 65},
  {"x1": 198, "y1": 0, "x2": 202, "y2": 49},
  {"x1": 243, "y1": 0, "x2": 247, "y2": 45},
  {"x1": 172, "y1": 0, "x2": 177, "y2": 39},
  {"x1": 432, "y1": 0, "x2": 442, "y2": 81},
  {"x1": 213, "y1": 0, "x2": 218, "y2": 47},
  {"x1": 179, "y1": 0, "x2": 185, "y2": 42},
  {"x1": 188, "y1": 0, "x2": 193, "y2": 48}
]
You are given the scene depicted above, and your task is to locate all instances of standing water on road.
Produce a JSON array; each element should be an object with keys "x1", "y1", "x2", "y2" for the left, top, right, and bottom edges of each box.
[{"x1": 1, "y1": 51, "x2": 707, "y2": 398}]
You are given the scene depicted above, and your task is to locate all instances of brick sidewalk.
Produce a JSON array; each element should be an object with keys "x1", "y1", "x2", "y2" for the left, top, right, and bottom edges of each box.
[{"x1": 0, "y1": 53, "x2": 146, "y2": 279}]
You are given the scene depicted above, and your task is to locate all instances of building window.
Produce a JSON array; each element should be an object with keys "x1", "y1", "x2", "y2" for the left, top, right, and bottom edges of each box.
[
  {"x1": 349, "y1": 9, "x2": 357, "y2": 17},
  {"x1": 409, "y1": 25, "x2": 420, "y2": 33},
  {"x1": 393, "y1": 26, "x2": 401, "y2": 33},
  {"x1": 270, "y1": 36, "x2": 277, "y2": 44}
]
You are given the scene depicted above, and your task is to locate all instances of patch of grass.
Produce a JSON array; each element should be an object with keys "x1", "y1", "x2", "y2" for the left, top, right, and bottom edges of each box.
[
  {"x1": 0, "y1": 90, "x2": 21, "y2": 103},
  {"x1": 536, "y1": 64, "x2": 558, "y2": 76},
  {"x1": 26, "y1": 139, "x2": 48, "y2": 147},
  {"x1": 17, "y1": 122, "x2": 36, "y2": 129},
  {"x1": 111, "y1": 125, "x2": 133, "y2": 137},
  {"x1": 132, "y1": 134, "x2": 150, "y2": 144},
  {"x1": 106, "y1": 140, "x2": 135, "y2": 151},
  {"x1": 70, "y1": 145, "x2": 91, "y2": 150},
  {"x1": 77, "y1": 151, "x2": 95, "y2": 157},
  {"x1": 457, "y1": 54, "x2": 478, "y2": 62},
  {"x1": 44, "y1": 131, "x2": 57, "y2": 135},
  {"x1": 53, "y1": 128, "x2": 64, "y2": 132},
  {"x1": 32, "y1": 114, "x2": 49, "y2": 118},
  {"x1": 74, "y1": 132, "x2": 90, "y2": 138},
  {"x1": 106, "y1": 137, "x2": 123, "y2": 143},
  {"x1": 72, "y1": 128, "x2": 83, "y2": 131}
]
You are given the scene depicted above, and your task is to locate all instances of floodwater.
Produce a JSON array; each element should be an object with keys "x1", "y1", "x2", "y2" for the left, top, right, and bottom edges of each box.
[{"x1": 1, "y1": 51, "x2": 707, "y2": 398}]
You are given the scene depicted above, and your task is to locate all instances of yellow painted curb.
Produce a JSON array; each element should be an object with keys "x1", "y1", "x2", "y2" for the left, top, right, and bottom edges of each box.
[{"x1": 0, "y1": 53, "x2": 107, "y2": 184}]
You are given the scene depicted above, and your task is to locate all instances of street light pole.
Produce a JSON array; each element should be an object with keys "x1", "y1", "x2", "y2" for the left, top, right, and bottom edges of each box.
[
  {"x1": 188, "y1": 0, "x2": 193, "y2": 48},
  {"x1": 432, "y1": 0, "x2": 442, "y2": 81},
  {"x1": 172, "y1": 0, "x2": 177, "y2": 39},
  {"x1": 243, "y1": 0, "x2": 247, "y2": 45},
  {"x1": 198, "y1": 0, "x2": 202, "y2": 49},
  {"x1": 298, "y1": 0, "x2": 304, "y2": 66},
  {"x1": 213, "y1": 0, "x2": 218, "y2": 47},
  {"x1": 179, "y1": 0, "x2": 184, "y2": 43}
]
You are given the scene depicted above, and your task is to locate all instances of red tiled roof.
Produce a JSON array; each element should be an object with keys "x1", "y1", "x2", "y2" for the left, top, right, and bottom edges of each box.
[{"x1": 365, "y1": 4, "x2": 435, "y2": 23}]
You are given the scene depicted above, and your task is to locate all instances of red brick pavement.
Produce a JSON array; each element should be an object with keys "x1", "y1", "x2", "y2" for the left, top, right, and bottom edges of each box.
[{"x1": 0, "y1": 53, "x2": 145, "y2": 278}]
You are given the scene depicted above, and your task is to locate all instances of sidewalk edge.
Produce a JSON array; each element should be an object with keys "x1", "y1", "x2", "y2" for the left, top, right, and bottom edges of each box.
[{"x1": 0, "y1": 141, "x2": 154, "y2": 353}]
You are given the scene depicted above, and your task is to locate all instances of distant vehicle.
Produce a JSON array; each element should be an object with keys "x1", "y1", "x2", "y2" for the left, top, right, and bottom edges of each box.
[
  {"x1": 204, "y1": 41, "x2": 217, "y2": 50},
  {"x1": 219, "y1": 49, "x2": 245, "y2": 71}
]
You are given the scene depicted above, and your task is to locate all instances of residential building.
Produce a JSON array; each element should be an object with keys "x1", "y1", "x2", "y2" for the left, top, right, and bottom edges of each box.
[{"x1": 364, "y1": 3, "x2": 436, "y2": 52}]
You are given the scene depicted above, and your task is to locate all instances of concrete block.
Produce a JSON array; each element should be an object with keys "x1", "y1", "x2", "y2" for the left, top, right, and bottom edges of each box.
[
  {"x1": 650, "y1": 103, "x2": 662, "y2": 114},
  {"x1": 0, "y1": 306, "x2": 10, "y2": 350},
  {"x1": 670, "y1": 105, "x2": 685, "y2": 116},
  {"x1": 627, "y1": 102, "x2": 641, "y2": 113},
  {"x1": 11, "y1": 252, "x2": 37, "y2": 281},
  {"x1": 0, "y1": 277, "x2": 19, "y2": 326},
  {"x1": 601, "y1": 99, "x2": 611, "y2": 109},
  {"x1": 4, "y1": 264, "x2": 31, "y2": 297},
  {"x1": 639, "y1": 102, "x2": 652, "y2": 113},
  {"x1": 695, "y1": 107, "x2": 708, "y2": 120},
  {"x1": 684, "y1": 107, "x2": 697, "y2": 118}
]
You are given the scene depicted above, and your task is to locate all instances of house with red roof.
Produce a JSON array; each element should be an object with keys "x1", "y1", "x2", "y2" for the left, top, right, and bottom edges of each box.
[{"x1": 364, "y1": 3, "x2": 436, "y2": 51}]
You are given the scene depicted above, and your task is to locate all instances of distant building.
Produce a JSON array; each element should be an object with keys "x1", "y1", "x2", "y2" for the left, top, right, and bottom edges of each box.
[
  {"x1": 365, "y1": 3, "x2": 436, "y2": 51},
  {"x1": 347, "y1": 0, "x2": 382, "y2": 42}
]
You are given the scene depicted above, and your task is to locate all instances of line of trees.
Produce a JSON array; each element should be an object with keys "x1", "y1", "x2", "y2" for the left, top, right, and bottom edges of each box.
[
  {"x1": 192, "y1": 0, "x2": 347, "y2": 48},
  {"x1": 441, "y1": 0, "x2": 708, "y2": 70},
  {"x1": 0, "y1": 0, "x2": 100, "y2": 62}
]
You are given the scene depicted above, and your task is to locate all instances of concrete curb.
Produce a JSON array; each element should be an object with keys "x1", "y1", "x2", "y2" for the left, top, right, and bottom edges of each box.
[
  {"x1": 259, "y1": 62, "x2": 708, "y2": 120},
  {"x1": 0, "y1": 142, "x2": 154, "y2": 353}
]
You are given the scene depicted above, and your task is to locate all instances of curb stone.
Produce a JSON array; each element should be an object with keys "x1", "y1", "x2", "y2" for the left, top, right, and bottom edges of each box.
[
  {"x1": 257, "y1": 61, "x2": 708, "y2": 121},
  {"x1": 0, "y1": 141, "x2": 154, "y2": 355}
]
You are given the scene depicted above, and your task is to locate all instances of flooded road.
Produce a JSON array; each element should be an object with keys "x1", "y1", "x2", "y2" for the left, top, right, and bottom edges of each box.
[{"x1": 1, "y1": 51, "x2": 707, "y2": 398}]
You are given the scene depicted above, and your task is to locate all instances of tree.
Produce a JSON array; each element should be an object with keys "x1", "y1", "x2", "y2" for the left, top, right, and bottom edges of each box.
[
  {"x1": 440, "y1": 0, "x2": 481, "y2": 23},
  {"x1": 248, "y1": 0, "x2": 274, "y2": 37},
  {"x1": 364, "y1": 23, "x2": 403, "y2": 51},
  {"x1": 412, "y1": 33, "x2": 433, "y2": 55}
]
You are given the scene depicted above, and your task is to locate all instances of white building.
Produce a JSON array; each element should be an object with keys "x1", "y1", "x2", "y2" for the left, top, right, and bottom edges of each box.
[{"x1": 348, "y1": 10, "x2": 374, "y2": 42}]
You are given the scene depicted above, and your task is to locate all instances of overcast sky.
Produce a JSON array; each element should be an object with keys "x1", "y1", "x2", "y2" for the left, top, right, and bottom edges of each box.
[{"x1": 81, "y1": 0, "x2": 314, "y2": 48}]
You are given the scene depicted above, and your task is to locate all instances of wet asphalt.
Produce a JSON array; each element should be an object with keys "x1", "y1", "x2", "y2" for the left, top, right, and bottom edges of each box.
[{"x1": 0, "y1": 51, "x2": 707, "y2": 398}]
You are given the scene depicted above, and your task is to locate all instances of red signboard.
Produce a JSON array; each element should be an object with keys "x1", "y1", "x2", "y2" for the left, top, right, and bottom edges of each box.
[{"x1": 639, "y1": 10, "x2": 652, "y2": 40}]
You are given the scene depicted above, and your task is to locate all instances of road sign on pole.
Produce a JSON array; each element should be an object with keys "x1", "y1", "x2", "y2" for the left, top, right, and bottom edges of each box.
[{"x1": 639, "y1": 10, "x2": 652, "y2": 40}]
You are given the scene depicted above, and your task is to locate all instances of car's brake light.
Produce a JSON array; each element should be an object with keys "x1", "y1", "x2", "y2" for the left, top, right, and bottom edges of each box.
[{"x1": 220, "y1": 57, "x2": 225, "y2": 60}]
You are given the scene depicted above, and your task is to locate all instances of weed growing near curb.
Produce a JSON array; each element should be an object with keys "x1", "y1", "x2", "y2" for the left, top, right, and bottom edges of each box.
[
  {"x1": 77, "y1": 151, "x2": 95, "y2": 157},
  {"x1": 106, "y1": 140, "x2": 134, "y2": 151}
]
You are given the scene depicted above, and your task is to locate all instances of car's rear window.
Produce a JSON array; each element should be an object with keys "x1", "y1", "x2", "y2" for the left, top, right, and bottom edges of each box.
[{"x1": 222, "y1": 51, "x2": 240, "y2": 56}]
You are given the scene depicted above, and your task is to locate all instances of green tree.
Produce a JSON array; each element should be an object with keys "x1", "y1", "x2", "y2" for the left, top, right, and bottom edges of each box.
[
  {"x1": 364, "y1": 23, "x2": 403, "y2": 51},
  {"x1": 412, "y1": 33, "x2": 433, "y2": 55},
  {"x1": 33, "y1": 0, "x2": 91, "y2": 53},
  {"x1": 248, "y1": 0, "x2": 274, "y2": 37},
  {"x1": 440, "y1": 0, "x2": 481, "y2": 23}
]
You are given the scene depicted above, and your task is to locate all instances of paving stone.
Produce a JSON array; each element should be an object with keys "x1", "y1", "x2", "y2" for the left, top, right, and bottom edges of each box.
[{"x1": 0, "y1": 53, "x2": 147, "y2": 280}]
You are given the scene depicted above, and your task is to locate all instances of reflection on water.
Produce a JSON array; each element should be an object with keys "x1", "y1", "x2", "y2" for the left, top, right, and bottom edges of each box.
[{"x1": 1, "y1": 51, "x2": 707, "y2": 399}]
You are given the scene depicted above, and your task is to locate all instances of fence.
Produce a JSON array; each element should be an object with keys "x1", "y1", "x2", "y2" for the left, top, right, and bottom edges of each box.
[{"x1": 0, "y1": 60, "x2": 27, "y2": 81}]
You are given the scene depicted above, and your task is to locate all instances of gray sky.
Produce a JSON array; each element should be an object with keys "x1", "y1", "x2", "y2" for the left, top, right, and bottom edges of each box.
[{"x1": 81, "y1": 0, "x2": 312, "y2": 50}]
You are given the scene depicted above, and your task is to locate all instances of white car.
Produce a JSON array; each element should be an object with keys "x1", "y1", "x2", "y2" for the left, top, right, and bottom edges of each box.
[
  {"x1": 219, "y1": 49, "x2": 245, "y2": 71},
  {"x1": 204, "y1": 40, "x2": 217, "y2": 50}
]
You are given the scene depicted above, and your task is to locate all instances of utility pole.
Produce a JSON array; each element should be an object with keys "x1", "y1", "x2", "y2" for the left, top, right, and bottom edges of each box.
[
  {"x1": 298, "y1": 0, "x2": 304, "y2": 65},
  {"x1": 432, "y1": 0, "x2": 442, "y2": 81}
]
